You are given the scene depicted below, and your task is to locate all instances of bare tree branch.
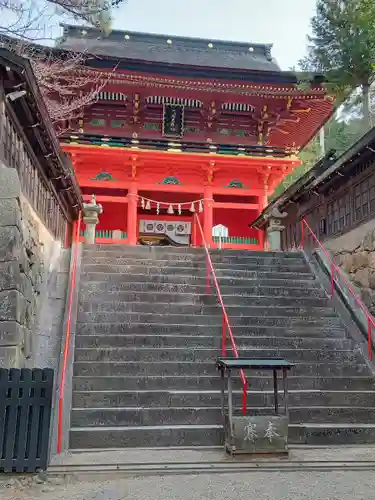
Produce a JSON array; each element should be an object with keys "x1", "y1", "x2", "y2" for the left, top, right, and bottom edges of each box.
[{"x1": 0, "y1": 0, "x2": 126, "y2": 126}]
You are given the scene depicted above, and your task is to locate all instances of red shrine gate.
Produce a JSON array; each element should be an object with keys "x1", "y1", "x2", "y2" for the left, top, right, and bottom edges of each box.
[
  {"x1": 63, "y1": 145, "x2": 301, "y2": 250},
  {"x1": 58, "y1": 25, "x2": 335, "y2": 249}
]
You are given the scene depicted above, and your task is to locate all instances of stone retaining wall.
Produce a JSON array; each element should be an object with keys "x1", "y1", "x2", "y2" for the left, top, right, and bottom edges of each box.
[
  {"x1": 326, "y1": 219, "x2": 375, "y2": 316},
  {"x1": 0, "y1": 166, "x2": 70, "y2": 369}
]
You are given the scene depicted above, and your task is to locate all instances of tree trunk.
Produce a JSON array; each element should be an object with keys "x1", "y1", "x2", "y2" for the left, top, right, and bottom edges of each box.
[{"x1": 362, "y1": 82, "x2": 371, "y2": 129}]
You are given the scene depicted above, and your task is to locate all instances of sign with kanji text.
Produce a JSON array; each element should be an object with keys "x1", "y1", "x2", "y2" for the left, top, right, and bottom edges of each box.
[
  {"x1": 224, "y1": 414, "x2": 288, "y2": 454},
  {"x1": 162, "y1": 104, "x2": 184, "y2": 138}
]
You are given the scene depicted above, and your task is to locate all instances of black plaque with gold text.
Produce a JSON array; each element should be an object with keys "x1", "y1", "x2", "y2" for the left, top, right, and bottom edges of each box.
[{"x1": 162, "y1": 104, "x2": 184, "y2": 138}]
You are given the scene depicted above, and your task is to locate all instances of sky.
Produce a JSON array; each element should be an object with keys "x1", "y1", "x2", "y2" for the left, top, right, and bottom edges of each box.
[{"x1": 111, "y1": 0, "x2": 317, "y2": 70}]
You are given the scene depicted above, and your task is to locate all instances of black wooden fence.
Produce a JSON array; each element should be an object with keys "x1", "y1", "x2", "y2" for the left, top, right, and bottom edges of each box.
[{"x1": 0, "y1": 368, "x2": 54, "y2": 473}]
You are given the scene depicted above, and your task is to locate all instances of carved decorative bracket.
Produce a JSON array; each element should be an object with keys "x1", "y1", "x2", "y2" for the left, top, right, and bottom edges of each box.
[
  {"x1": 157, "y1": 176, "x2": 182, "y2": 185},
  {"x1": 223, "y1": 180, "x2": 248, "y2": 189},
  {"x1": 202, "y1": 161, "x2": 219, "y2": 185},
  {"x1": 89, "y1": 171, "x2": 117, "y2": 181}
]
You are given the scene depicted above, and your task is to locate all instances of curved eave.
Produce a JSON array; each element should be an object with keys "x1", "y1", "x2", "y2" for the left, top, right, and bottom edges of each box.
[
  {"x1": 22, "y1": 40, "x2": 321, "y2": 85},
  {"x1": 0, "y1": 48, "x2": 83, "y2": 218},
  {"x1": 249, "y1": 127, "x2": 375, "y2": 230},
  {"x1": 82, "y1": 55, "x2": 313, "y2": 85},
  {"x1": 270, "y1": 97, "x2": 335, "y2": 149}
]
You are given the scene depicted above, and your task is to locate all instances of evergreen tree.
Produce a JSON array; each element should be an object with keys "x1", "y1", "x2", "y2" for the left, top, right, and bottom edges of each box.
[{"x1": 300, "y1": 0, "x2": 375, "y2": 127}]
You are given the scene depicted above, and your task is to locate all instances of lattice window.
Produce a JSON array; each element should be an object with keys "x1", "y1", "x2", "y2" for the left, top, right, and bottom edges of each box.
[
  {"x1": 327, "y1": 202, "x2": 333, "y2": 236},
  {"x1": 89, "y1": 118, "x2": 105, "y2": 126},
  {"x1": 111, "y1": 120, "x2": 123, "y2": 128},
  {"x1": 370, "y1": 174, "x2": 375, "y2": 212},
  {"x1": 143, "y1": 122, "x2": 161, "y2": 131},
  {"x1": 338, "y1": 197, "x2": 345, "y2": 231},
  {"x1": 185, "y1": 126, "x2": 200, "y2": 133},
  {"x1": 354, "y1": 183, "x2": 362, "y2": 222},
  {"x1": 218, "y1": 128, "x2": 232, "y2": 135},
  {"x1": 355, "y1": 159, "x2": 372, "y2": 177},
  {"x1": 319, "y1": 218, "x2": 326, "y2": 237},
  {"x1": 362, "y1": 178, "x2": 369, "y2": 218},
  {"x1": 345, "y1": 191, "x2": 351, "y2": 228},
  {"x1": 332, "y1": 200, "x2": 338, "y2": 234}
]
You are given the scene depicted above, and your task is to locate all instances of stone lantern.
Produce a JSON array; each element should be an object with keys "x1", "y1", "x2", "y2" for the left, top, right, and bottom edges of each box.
[
  {"x1": 265, "y1": 206, "x2": 287, "y2": 251},
  {"x1": 82, "y1": 194, "x2": 103, "y2": 245}
]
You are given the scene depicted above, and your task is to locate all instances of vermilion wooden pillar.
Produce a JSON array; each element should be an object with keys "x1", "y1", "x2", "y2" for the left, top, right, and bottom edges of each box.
[
  {"x1": 191, "y1": 216, "x2": 197, "y2": 247},
  {"x1": 258, "y1": 201, "x2": 265, "y2": 250},
  {"x1": 204, "y1": 187, "x2": 213, "y2": 247},
  {"x1": 127, "y1": 183, "x2": 138, "y2": 245}
]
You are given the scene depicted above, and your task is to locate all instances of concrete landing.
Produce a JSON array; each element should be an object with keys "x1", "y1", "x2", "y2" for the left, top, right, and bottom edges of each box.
[
  {"x1": 49, "y1": 445, "x2": 375, "y2": 476},
  {"x1": 3, "y1": 447, "x2": 375, "y2": 500}
]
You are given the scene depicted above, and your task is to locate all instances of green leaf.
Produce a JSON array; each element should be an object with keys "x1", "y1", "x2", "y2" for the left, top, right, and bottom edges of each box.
[{"x1": 300, "y1": 0, "x2": 375, "y2": 127}]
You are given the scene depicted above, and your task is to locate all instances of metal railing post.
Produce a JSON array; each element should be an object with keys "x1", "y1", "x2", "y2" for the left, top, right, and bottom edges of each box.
[
  {"x1": 301, "y1": 220, "x2": 305, "y2": 249},
  {"x1": 194, "y1": 214, "x2": 247, "y2": 411},
  {"x1": 206, "y1": 253, "x2": 210, "y2": 295},
  {"x1": 330, "y1": 261, "x2": 335, "y2": 297},
  {"x1": 368, "y1": 317, "x2": 373, "y2": 361},
  {"x1": 242, "y1": 379, "x2": 248, "y2": 415},
  {"x1": 57, "y1": 212, "x2": 81, "y2": 454},
  {"x1": 222, "y1": 315, "x2": 227, "y2": 356}
]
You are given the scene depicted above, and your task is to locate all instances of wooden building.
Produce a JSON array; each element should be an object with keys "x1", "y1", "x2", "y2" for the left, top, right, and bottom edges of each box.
[
  {"x1": 56, "y1": 24, "x2": 334, "y2": 249},
  {"x1": 0, "y1": 48, "x2": 82, "y2": 243},
  {"x1": 251, "y1": 126, "x2": 375, "y2": 249}
]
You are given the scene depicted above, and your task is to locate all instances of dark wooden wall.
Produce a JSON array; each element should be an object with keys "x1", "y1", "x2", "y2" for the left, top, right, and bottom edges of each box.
[{"x1": 282, "y1": 153, "x2": 375, "y2": 250}]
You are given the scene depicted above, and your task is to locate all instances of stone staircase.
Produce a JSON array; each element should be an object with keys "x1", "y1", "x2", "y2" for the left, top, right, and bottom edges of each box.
[{"x1": 70, "y1": 245, "x2": 375, "y2": 449}]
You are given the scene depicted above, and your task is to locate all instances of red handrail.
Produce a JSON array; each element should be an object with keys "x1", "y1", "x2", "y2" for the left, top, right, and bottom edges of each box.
[
  {"x1": 194, "y1": 214, "x2": 248, "y2": 413},
  {"x1": 301, "y1": 218, "x2": 374, "y2": 360},
  {"x1": 57, "y1": 213, "x2": 82, "y2": 453}
]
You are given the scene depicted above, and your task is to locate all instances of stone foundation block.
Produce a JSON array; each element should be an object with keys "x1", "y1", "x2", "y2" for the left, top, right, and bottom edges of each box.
[
  {"x1": 0, "y1": 198, "x2": 22, "y2": 228},
  {"x1": 0, "y1": 321, "x2": 25, "y2": 346},
  {"x1": 0, "y1": 226, "x2": 22, "y2": 262},
  {"x1": 0, "y1": 345, "x2": 21, "y2": 368},
  {"x1": 0, "y1": 261, "x2": 22, "y2": 291},
  {"x1": 0, "y1": 167, "x2": 21, "y2": 199},
  {"x1": 0, "y1": 289, "x2": 28, "y2": 324}
]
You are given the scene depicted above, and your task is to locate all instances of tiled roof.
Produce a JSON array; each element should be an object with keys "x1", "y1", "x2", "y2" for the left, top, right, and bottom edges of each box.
[{"x1": 58, "y1": 24, "x2": 281, "y2": 72}]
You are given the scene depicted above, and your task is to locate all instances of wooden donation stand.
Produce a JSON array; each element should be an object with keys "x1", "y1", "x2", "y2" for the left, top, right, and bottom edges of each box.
[{"x1": 217, "y1": 358, "x2": 294, "y2": 456}]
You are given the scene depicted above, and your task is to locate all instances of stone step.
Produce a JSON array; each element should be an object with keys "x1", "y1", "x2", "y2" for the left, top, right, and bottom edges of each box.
[
  {"x1": 79, "y1": 279, "x2": 322, "y2": 293},
  {"x1": 85, "y1": 255, "x2": 307, "y2": 267},
  {"x1": 69, "y1": 425, "x2": 223, "y2": 449},
  {"x1": 73, "y1": 361, "x2": 370, "y2": 378},
  {"x1": 74, "y1": 335, "x2": 354, "y2": 350},
  {"x1": 77, "y1": 307, "x2": 339, "y2": 324},
  {"x1": 83, "y1": 246, "x2": 303, "y2": 259},
  {"x1": 82, "y1": 262, "x2": 311, "y2": 274},
  {"x1": 80, "y1": 273, "x2": 321, "y2": 293},
  {"x1": 69, "y1": 423, "x2": 375, "y2": 449},
  {"x1": 78, "y1": 297, "x2": 331, "y2": 312},
  {"x1": 71, "y1": 245, "x2": 375, "y2": 450},
  {"x1": 81, "y1": 266, "x2": 313, "y2": 279},
  {"x1": 70, "y1": 406, "x2": 375, "y2": 427},
  {"x1": 79, "y1": 282, "x2": 326, "y2": 297},
  {"x1": 77, "y1": 314, "x2": 342, "y2": 329},
  {"x1": 290, "y1": 423, "x2": 375, "y2": 445},
  {"x1": 76, "y1": 322, "x2": 347, "y2": 338},
  {"x1": 74, "y1": 347, "x2": 359, "y2": 363},
  {"x1": 73, "y1": 375, "x2": 375, "y2": 392},
  {"x1": 72, "y1": 390, "x2": 375, "y2": 409}
]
